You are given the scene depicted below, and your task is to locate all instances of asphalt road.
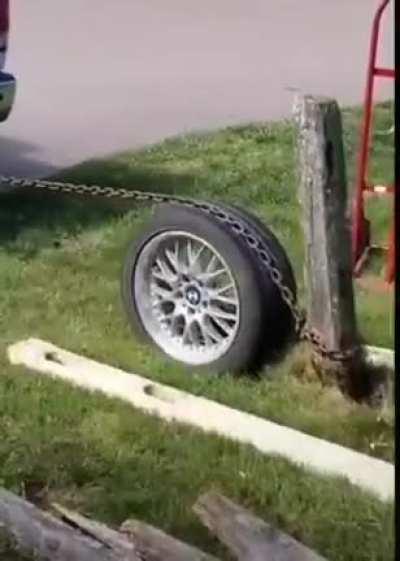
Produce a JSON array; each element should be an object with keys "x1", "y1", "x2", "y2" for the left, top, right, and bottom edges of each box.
[{"x1": 0, "y1": 0, "x2": 394, "y2": 178}]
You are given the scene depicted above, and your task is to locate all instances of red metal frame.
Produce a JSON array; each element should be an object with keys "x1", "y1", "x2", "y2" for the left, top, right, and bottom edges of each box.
[{"x1": 352, "y1": 0, "x2": 395, "y2": 283}]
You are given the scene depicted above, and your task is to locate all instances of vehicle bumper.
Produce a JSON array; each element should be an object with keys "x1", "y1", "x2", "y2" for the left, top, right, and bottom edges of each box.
[{"x1": 0, "y1": 71, "x2": 16, "y2": 122}]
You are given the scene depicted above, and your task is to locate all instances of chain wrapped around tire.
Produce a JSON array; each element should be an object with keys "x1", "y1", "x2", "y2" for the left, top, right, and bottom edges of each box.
[
  {"x1": 121, "y1": 203, "x2": 297, "y2": 374},
  {"x1": 1, "y1": 174, "x2": 356, "y2": 365}
]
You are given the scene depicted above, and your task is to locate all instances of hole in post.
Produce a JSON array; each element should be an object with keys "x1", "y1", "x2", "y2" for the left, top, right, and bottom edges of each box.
[
  {"x1": 44, "y1": 352, "x2": 64, "y2": 365},
  {"x1": 143, "y1": 383, "x2": 183, "y2": 404}
]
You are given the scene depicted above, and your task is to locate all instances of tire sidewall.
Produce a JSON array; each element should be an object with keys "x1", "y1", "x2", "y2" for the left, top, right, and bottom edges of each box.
[{"x1": 121, "y1": 204, "x2": 267, "y2": 374}]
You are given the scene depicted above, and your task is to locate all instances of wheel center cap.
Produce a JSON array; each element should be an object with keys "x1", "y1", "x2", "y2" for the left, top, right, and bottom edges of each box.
[{"x1": 185, "y1": 286, "x2": 201, "y2": 306}]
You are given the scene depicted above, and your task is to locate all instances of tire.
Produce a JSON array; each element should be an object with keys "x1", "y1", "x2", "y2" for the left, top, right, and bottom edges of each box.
[
  {"x1": 216, "y1": 202, "x2": 297, "y2": 297},
  {"x1": 121, "y1": 203, "x2": 296, "y2": 374},
  {"x1": 216, "y1": 202, "x2": 297, "y2": 358}
]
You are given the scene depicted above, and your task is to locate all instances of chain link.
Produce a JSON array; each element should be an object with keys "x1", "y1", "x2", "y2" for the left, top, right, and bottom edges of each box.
[{"x1": 1, "y1": 174, "x2": 357, "y2": 363}]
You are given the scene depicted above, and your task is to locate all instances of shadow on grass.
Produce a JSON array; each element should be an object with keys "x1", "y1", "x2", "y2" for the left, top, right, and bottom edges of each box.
[
  {"x1": 0, "y1": 159, "x2": 200, "y2": 258},
  {"x1": 0, "y1": 136, "x2": 59, "y2": 178}
]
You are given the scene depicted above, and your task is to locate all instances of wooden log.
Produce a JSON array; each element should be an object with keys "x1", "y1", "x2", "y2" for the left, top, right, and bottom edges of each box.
[
  {"x1": 51, "y1": 503, "x2": 141, "y2": 557},
  {"x1": 0, "y1": 488, "x2": 221, "y2": 561},
  {"x1": 120, "y1": 519, "x2": 220, "y2": 561},
  {"x1": 193, "y1": 492, "x2": 328, "y2": 561},
  {"x1": 0, "y1": 488, "x2": 139, "y2": 561},
  {"x1": 293, "y1": 95, "x2": 362, "y2": 394}
]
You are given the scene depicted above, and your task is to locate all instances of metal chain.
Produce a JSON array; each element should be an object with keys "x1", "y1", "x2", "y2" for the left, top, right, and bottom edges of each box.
[{"x1": 1, "y1": 174, "x2": 357, "y2": 363}]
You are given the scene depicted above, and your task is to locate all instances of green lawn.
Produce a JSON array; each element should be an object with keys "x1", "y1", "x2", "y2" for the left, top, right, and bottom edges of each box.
[{"x1": 0, "y1": 102, "x2": 394, "y2": 560}]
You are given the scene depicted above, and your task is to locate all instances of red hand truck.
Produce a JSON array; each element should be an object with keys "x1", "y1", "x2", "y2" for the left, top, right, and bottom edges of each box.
[{"x1": 352, "y1": 0, "x2": 395, "y2": 284}]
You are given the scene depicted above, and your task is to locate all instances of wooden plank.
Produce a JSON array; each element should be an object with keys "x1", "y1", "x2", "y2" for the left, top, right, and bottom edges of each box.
[
  {"x1": 0, "y1": 488, "x2": 221, "y2": 561},
  {"x1": 293, "y1": 95, "x2": 362, "y2": 394},
  {"x1": 120, "y1": 519, "x2": 220, "y2": 561},
  {"x1": 51, "y1": 503, "x2": 141, "y2": 556},
  {"x1": 194, "y1": 492, "x2": 328, "y2": 561},
  {"x1": 0, "y1": 488, "x2": 139, "y2": 561}
]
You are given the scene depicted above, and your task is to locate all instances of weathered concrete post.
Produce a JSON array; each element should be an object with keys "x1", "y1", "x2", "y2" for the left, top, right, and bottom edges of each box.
[{"x1": 293, "y1": 95, "x2": 361, "y2": 392}]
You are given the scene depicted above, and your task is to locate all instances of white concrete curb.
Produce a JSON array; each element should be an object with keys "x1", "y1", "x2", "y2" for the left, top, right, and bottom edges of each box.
[
  {"x1": 365, "y1": 345, "x2": 395, "y2": 371},
  {"x1": 8, "y1": 338, "x2": 394, "y2": 503}
]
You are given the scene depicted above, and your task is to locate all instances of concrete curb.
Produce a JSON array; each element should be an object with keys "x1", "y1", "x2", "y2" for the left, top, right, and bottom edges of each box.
[
  {"x1": 365, "y1": 345, "x2": 395, "y2": 371},
  {"x1": 8, "y1": 338, "x2": 394, "y2": 503}
]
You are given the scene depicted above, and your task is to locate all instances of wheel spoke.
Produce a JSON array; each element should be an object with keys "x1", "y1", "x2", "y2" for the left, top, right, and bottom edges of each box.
[
  {"x1": 210, "y1": 315, "x2": 231, "y2": 334},
  {"x1": 152, "y1": 270, "x2": 170, "y2": 285},
  {"x1": 155, "y1": 257, "x2": 176, "y2": 283},
  {"x1": 206, "y1": 254, "x2": 219, "y2": 273},
  {"x1": 213, "y1": 282, "x2": 235, "y2": 295},
  {"x1": 198, "y1": 267, "x2": 226, "y2": 283},
  {"x1": 182, "y1": 320, "x2": 194, "y2": 345},
  {"x1": 168, "y1": 313, "x2": 182, "y2": 335},
  {"x1": 186, "y1": 240, "x2": 205, "y2": 270},
  {"x1": 211, "y1": 294, "x2": 238, "y2": 307},
  {"x1": 165, "y1": 242, "x2": 180, "y2": 273},
  {"x1": 209, "y1": 283, "x2": 237, "y2": 306},
  {"x1": 158, "y1": 308, "x2": 175, "y2": 325},
  {"x1": 187, "y1": 243, "x2": 206, "y2": 273},
  {"x1": 200, "y1": 317, "x2": 225, "y2": 343},
  {"x1": 207, "y1": 307, "x2": 238, "y2": 322},
  {"x1": 152, "y1": 284, "x2": 174, "y2": 301}
]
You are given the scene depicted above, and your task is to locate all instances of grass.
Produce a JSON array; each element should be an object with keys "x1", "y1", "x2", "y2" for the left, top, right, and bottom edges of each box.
[{"x1": 0, "y1": 102, "x2": 394, "y2": 560}]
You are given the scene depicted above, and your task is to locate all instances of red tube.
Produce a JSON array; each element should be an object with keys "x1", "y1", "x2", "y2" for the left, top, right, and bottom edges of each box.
[
  {"x1": 385, "y1": 228, "x2": 395, "y2": 284},
  {"x1": 352, "y1": 0, "x2": 393, "y2": 267}
]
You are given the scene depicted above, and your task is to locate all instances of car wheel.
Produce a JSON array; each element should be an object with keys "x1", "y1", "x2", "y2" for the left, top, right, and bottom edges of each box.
[{"x1": 121, "y1": 203, "x2": 296, "y2": 374}]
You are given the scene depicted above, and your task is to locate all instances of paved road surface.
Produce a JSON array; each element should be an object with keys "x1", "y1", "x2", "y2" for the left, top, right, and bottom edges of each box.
[{"x1": 0, "y1": 0, "x2": 394, "y2": 178}]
